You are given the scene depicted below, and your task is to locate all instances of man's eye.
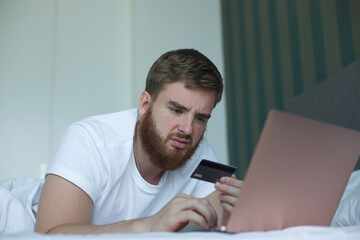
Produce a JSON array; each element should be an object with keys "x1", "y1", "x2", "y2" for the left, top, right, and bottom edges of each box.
[
  {"x1": 196, "y1": 116, "x2": 205, "y2": 123},
  {"x1": 170, "y1": 108, "x2": 182, "y2": 114}
]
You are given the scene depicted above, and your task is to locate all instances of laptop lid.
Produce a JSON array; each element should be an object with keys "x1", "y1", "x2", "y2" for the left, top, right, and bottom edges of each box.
[{"x1": 226, "y1": 110, "x2": 360, "y2": 233}]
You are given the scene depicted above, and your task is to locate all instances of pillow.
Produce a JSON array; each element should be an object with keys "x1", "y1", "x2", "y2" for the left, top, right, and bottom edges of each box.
[
  {"x1": 331, "y1": 170, "x2": 360, "y2": 227},
  {"x1": 0, "y1": 178, "x2": 43, "y2": 234}
]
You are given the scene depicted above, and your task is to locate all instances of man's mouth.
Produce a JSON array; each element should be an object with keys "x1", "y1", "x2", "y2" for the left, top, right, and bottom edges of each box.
[{"x1": 170, "y1": 137, "x2": 190, "y2": 149}]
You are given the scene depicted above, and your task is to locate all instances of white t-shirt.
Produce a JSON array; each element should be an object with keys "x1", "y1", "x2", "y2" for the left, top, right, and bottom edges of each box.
[{"x1": 47, "y1": 108, "x2": 218, "y2": 225}]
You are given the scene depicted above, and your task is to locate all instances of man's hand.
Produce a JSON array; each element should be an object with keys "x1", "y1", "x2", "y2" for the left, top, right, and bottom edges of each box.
[
  {"x1": 214, "y1": 175, "x2": 243, "y2": 224},
  {"x1": 147, "y1": 193, "x2": 218, "y2": 232}
]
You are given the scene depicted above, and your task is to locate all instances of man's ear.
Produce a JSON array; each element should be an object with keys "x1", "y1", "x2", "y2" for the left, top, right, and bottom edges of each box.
[{"x1": 138, "y1": 91, "x2": 152, "y2": 117}]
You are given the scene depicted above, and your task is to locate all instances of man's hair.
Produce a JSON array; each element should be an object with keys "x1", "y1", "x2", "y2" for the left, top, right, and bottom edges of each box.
[{"x1": 145, "y1": 49, "x2": 223, "y2": 106}]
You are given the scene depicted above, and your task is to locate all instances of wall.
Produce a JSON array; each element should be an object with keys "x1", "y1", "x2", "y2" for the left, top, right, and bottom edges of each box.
[{"x1": 0, "y1": 0, "x2": 227, "y2": 181}]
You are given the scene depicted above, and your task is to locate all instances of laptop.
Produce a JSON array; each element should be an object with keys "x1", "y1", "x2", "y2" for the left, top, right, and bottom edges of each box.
[{"x1": 226, "y1": 109, "x2": 360, "y2": 233}]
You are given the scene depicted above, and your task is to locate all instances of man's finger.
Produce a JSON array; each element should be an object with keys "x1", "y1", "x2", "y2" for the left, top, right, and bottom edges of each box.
[
  {"x1": 219, "y1": 194, "x2": 237, "y2": 206},
  {"x1": 215, "y1": 182, "x2": 241, "y2": 197},
  {"x1": 185, "y1": 198, "x2": 218, "y2": 228},
  {"x1": 220, "y1": 201, "x2": 234, "y2": 213},
  {"x1": 219, "y1": 177, "x2": 243, "y2": 188},
  {"x1": 170, "y1": 194, "x2": 218, "y2": 229}
]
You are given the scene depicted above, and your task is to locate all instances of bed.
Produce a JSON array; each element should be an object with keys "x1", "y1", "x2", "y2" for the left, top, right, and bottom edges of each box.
[
  {"x1": 3, "y1": 225, "x2": 360, "y2": 240},
  {"x1": 1, "y1": 169, "x2": 360, "y2": 239}
]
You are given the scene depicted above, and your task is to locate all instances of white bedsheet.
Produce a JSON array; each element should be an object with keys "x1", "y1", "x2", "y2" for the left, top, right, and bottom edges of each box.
[
  {"x1": 1, "y1": 171, "x2": 359, "y2": 238},
  {"x1": 0, "y1": 178, "x2": 43, "y2": 234},
  {"x1": 2, "y1": 226, "x2": 360, "y2": 240}
]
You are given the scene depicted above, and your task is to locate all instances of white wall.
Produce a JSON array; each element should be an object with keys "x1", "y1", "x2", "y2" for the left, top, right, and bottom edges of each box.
[
  {"x1": 0, "y1": 0, "x2": 228, "y2": 181},
  {"x1": 0, "y1": 0, "x2": 54, "y2": 180}
]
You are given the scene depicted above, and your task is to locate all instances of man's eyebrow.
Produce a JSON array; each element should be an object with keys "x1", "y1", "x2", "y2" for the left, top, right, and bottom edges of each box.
[
  {"x1": 198, "y1": 113, "x2": 211, "y2": 120},
  {"x1": 168, "y1": 101, "x2": 211, "y2": 119},
  {"x1": 168, "y1": 101, "x2": 188, "y2": 110}
]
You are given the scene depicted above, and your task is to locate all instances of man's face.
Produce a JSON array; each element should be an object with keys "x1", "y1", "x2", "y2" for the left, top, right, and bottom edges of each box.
[{"x1": 138, "y1": 81, "x2": 216, "y2": 170}]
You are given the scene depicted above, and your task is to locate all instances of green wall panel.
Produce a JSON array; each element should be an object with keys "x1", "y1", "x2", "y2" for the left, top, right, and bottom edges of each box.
[{"x1": 222, "y1": 0, "x2": 360, "y2": 179}]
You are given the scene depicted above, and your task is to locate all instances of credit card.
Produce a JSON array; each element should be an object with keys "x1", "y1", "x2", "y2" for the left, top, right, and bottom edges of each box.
[{"x1": 190, "y1": 159, "x2": 237, "y2": 183}]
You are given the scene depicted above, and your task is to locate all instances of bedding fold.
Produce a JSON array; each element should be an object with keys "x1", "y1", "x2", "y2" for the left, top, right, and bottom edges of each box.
[{"x1": 0, "y1": 178, "x2": 43, "y2": 234}]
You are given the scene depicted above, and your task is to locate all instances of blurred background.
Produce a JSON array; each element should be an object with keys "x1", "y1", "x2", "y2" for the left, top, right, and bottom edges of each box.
[
  {"x1": 0, "y1": 0, "x2": 227, "y2": 181},
  {"x1": 0, "y1": 0, "x2": 359, "y2": 181}
]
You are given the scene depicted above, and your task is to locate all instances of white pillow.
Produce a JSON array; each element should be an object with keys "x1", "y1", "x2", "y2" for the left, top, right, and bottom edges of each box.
[{"x1": 331, "y1": 170, "x2": 360, "y2": 227}]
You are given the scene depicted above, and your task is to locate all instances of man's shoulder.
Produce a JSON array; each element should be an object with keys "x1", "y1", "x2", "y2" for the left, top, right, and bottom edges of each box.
[
  {"x1": 194, "y1": 138, "x2": 216, "y2": 158},
  {"x1": 72, "y1": 108, "x2": 138, "y2": 145},
  {"x1": 192, "y1": 138, "x2": 217, "y2": 163},
  {"x1": 86, "y1": 108, "x2": 138, "y2": 125}
]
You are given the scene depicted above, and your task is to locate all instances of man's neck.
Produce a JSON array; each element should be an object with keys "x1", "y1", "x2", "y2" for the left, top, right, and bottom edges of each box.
[{"x1": 134, "y1": 137, "x2": 165, "y2": 185}]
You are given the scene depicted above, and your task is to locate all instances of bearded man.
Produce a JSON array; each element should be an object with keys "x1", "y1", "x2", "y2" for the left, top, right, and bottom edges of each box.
[{"x1": 35, "y1": 49, "x2": 242, "y2": 234}]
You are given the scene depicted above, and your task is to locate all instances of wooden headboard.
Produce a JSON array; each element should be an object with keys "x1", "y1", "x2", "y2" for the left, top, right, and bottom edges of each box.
[{"x1": 285, "y1": 58, "x2": 360, "y2": 171}]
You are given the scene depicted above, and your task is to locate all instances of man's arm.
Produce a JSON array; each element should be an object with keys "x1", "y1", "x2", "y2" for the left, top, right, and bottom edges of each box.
[
  {"x1": 36, "y1": 174, "x2": 151, "y2": 234},
  {"x1": 35, "y1": 174, "x2": 94, "y2": 233},
  {"x1": 35, "y1": 174, "x2": 218, "y2": 234}
]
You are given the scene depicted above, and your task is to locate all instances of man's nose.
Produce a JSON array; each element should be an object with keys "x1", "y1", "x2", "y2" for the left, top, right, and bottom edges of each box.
[{"x1": 178, "y1": 116, "x2": 193, "y2": 136}]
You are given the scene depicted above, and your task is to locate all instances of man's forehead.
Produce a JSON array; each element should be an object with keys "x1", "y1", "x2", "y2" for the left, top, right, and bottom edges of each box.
[{"x1": 157, "y1": 82, "x2": 216, "y2": 108}]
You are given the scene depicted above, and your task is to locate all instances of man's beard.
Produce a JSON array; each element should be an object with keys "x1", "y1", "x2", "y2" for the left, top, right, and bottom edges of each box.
[{"x1": 137, "y1": 107, "x2": 204, "y2": 170}]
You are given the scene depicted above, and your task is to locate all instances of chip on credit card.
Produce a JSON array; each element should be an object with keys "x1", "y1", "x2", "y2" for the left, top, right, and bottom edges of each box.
[{"x1": 190, "y1": 159, "x2": 237, "y2": 183}]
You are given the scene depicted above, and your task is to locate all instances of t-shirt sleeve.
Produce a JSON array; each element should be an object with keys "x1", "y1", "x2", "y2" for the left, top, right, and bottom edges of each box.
[{"x1": 46, "y1": 123, "x2": 106, "y2": 203}]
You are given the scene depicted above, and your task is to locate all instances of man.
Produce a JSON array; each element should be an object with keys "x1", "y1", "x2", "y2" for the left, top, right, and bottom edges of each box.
[{"x1": 35, "y1": 49, "x2": 242, "y2": 234}]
